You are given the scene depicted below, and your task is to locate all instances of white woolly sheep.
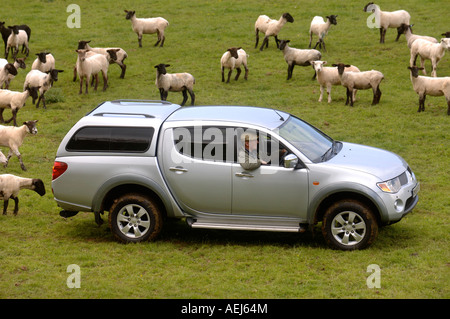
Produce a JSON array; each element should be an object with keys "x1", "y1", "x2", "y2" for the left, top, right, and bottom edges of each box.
[
  {"x1": 125, "y1": 10, "x2": 169, "y2": 48},
  {"x1": 333, "y1": 63, "x2": 384, "y2": 106},
  {"x1": 363, "y1": 2, "x2": 410, "y2": 43},
  {"x1": 74, "y1": 49, "x2": 108, "y2": 95},
  {"x1": 407, "y1": 65, "x2": 450, "y2": 115},
  {"x1": 279, "y1": 40, "x2": 321, "y2": 80},
  {"x1": 0, "y1": 174, "x2": 45, "y2": 215},
  {"x1": 23, "y1": 69, "x2": 64, "y2": 108},
  {"x1": 410, "y1": 38, "x2": 449, "y2": 77},
  {"x1": 220, "y1": 47, "x2": 249, "y2": 83},
  {"x1": 0, "y1": 120, "x2": 38, "y2": 171},
  {"x1": 255, "y1": 13, "x2": 294, "y2": 51},
  {"x1": 308, "y1": 15, "x2": 338, "y2": 52},
  {"x1": 154, "y1": 64, "x2": 195, "y2": 106},
  {"x1": 0, "y1": 22, "x2": 31, "y2": 55},
  {"x1": 0, "y1": 62, "x2": 17, "y2": 89},
  {"x1": 311, "y1": 61, "x2": 360, "y2": 103},
  {"x1": 5, "y1": 26, "x2": 29, "y2": 59},
  {"x1": 0, "y1": 86, "x2": 40, "y2": 126},
  {"x1": 31, "y1": 52, "x2": 55, "y2": 73},
  {"x1": 0, "y1": 58, "x2": 25, "y2": 89},
  {"x1": 77, "y1": 40, "x2": 128, "y2": 79},
  {"x1": 397, "y1": 24, "x2": 437, "y2": 49}
]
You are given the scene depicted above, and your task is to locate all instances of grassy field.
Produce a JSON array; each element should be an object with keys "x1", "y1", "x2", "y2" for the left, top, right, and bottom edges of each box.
[{"x1": 0, "y1": 0, "x2": 448, "y2": 299}]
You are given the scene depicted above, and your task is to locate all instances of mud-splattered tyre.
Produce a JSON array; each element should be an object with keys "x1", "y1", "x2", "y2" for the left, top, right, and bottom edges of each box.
[
  {"x1": 322, "y1": 199, "x2": 378, "y2": 250},
  {"x1": 109, "y1": 194, "x2": 163, "y2": 243}
]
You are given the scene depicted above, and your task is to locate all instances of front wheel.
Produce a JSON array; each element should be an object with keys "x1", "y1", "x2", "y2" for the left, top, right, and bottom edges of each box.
[
  {"x1": 109, "y1": 194, "x2": 163, "y2": 243},
  {"x1": 322, "y1": 199, "x2": 378, "y2": 250}
]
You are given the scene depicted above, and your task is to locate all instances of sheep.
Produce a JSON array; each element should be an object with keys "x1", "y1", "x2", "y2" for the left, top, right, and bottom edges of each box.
[
  {"x1": 220, "y1": 47, "x2": 249, "y2": 83},
  {"x1": 0, "y1": 120, "x2": 38, "y2": 171},
  {"x1": 5, "y1": 26, "x2": 29, "y2": 59},
  {"x1": 407, "y1": 66, "x2": 450, "y2": 115},
  {"x1": 0, "y1": 58, "x2": 25, "y2": 89},
  {"x1": 0, "y1": 174, "x2": 45, "y2": 215},
  {"x1": 23, "y1": 69, "x2": 64, "y2": 108},
  {"x1": 278, "y1": 39, "x2": 321, "y2": 80},
  {"x1": 308, "y1": 15, "x2": 338, "y2": 52},
  {"x1": 311, "y1": 61, "x2": 360, "y2": 103},
  {"x1": 31, "y1": 52, "x2": 55, "y2": 73},
  {"x1": 410, "y1": 38, "x2": 449, "y2": 77},
  {"x1": 333, "y1": 63, "x2": 384, "y2": 106},
  {"x1": 397, "y1": 24, "x2": 438, "y2": 49},
  {"x1": 74, "y1": 49, "x2": 108, "y2": 95},
  {"x1": 254, "y1": 13, "x2": 294, "y2": 51},
  {"x1": 154, "y1": 64, "x2": 195, "y2": 106},
  {"x1": 124, "y1": 10, "x2": 169, "y2": 48},
  {"x1": 76, "y1": 40, "x2": 128, "y2": 79},
  {"x1": 0, "y1": 86, "x2": 40, "y2": 126},
  {"x1": 363, "y1": 2, "x2": 410, "y2": 43},
  {"x1": 0, "y1": 22, "x2": 31, "y2": 54},
  {"x1": 0, "y1": 62, "x2": 17, "y2": 90}
]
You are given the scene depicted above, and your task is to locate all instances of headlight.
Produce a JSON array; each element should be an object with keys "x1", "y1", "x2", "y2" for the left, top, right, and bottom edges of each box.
[{"x1": 377, "y1": 177, "x2": 402, "y2": 193}]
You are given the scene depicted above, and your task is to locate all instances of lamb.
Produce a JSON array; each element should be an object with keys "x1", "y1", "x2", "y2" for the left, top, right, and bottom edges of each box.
[
  {"x1": 278, "y1": 40, "x2": 321, "y2": 80},
  {"x1": 397, "y1": 24, "x2": 437, "y2": 49},
  {"x1": 74, "y1": 49, "x2": 108, "y2": 95},
  {"x1": 0, "y1": 86, "x2": 40, "y2": 126},
  {"x1": 0, "y1": 58, "x2": 25, "y2": 89},
  {"x1": 0, "y1": 62, "x2": 17, "y2": 89},
  {"x1": 0, "y1": 22, "x2": 31, "y2": 54},
  {"x1": 31, "y1": 52, "x2": 55, "y2": 73},
  {"x1": 125, "y1": 10, "x2": 169, "y2": 48},
  {"x1": 77, "y1": 40, "x2": 128, "y2": 79},
  {"x1": 333, "y1": 63, "x2": 384, "y2": 106},
  {"x1": 311, "y1": 61, "x2": 360, "y2": 103},
  {"x1": 410, "y1": 38, "x2": 449, "y2": 77},
  {"x1": 220, "y1": 47, "x2": 249, "y2": 83},
  {"x1": 407, "y1": 66, "x2": 450, "y2": 115},
  {"x1": 0, "y1": 174, "x2": 45, "y2": 215},
  {"x1": 154, "y1": 64, "x2": 195, "y2": 106},
  {"x1": 0, "y1": 120, "x2": 38, "y2": 171},
  {"x1": 363, "y1": 2, "x2": 410, "y2": 43},
  {"x1": 5, "y1": 25, "x2": 29, "y2": 59},
  {"x1": 23, "y1": 69, "x2": 64, "y2": 108},
  {"x1": 308, "y1": 15, "x2": 338, "y2": 52},
  {"x1": 254, "y1": 13, "x2": 294, "y2": 51}
]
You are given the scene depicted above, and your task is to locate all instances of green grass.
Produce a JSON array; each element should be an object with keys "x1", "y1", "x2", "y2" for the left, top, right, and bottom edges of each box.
[{"x1": 0, "y1": 0, "x2": 448, "y2": 299}]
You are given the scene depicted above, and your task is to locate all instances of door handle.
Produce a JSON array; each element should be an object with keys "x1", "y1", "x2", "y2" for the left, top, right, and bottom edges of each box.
[
  {"x1": 169, "y1": 166, "x2": 188, "y2": 173},
  {"x1": 235, "y1": 172, "x2": 254, "y2": 178}
]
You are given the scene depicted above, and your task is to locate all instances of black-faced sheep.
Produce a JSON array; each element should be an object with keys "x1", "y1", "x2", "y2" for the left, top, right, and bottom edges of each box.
[
  {"x1": 0, "y1": 86, "x2": 40, "y2": 126},
  {"x1": 0, "y1": 22, "x2": 30, "y2": 55},
  {"x1": 410, "y1": 38, "x2": 449, "y2": 77},
  {"x1": 0, "y1": 174, "x2": 45, "y2": 215},
  {"x1": 31, "y1": 52, "x2": 55, "y2": 73},
  {"x1": 308, "y1": 15, "x2": 338, "y2": 52},
  {"x1": 220, "y1": 47, "x2": 249, "y2": 83},
  {"x1": 5, "y1": 25, "x2": 29, "y2": 59},
  {"x1": 125, "y1": 10, "x2": 169, "y2": 48},
  {"x1": 279, "y1": 39, "x2": 321, "y2": 80},
  {"x1": 0, "y1": 57, "x2": 25, "y2": 89},
  {"x1": 255, "y1": 13, "x2": 294, "y2": 51},
  {"x1": 154, "y1": 64, "x2": 195, "y2": 106},
  {"x1": 23, "y1": 69, "x2": 64, "y2": 108}
]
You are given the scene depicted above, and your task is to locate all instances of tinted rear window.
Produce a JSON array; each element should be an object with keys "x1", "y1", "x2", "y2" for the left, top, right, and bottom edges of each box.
[{"x1": 66, "y1": 126, "x2": 154, "y2": 152}]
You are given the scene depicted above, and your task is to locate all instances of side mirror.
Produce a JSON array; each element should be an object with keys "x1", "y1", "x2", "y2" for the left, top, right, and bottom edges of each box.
[{"x1": 284, "y1": 154, "x2": 299, "y2": 169}]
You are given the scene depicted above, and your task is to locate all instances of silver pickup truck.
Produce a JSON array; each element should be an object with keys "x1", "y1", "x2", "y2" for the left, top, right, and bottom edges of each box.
[{"x1": 52, "y1": 100, "x2": 419, "y2": 250}]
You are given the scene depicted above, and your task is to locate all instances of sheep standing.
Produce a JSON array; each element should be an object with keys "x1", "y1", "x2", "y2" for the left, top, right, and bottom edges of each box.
[
  {"x1": 0, "y1": 58, "x2": 25, "y2": 89},
  {"x1": 0, "y1": 22, "x2": 31, "y2": 55},
  {"x1": 333, "y1": 63, "x2": 384, "y2": 106},
  {"x1": 308, "y1": 15, "x2": 338, "y2": 52},
  {"x1": 363, "y1": 2, "x2": 410, "y2": 43},
  {"x1": 407, "y1": 66, "x2": 450, "y2": 115},
  {"x1": 0, "y1": 120, "x2": 38, "y2": 171},
  {"x1": 23, "y1": 69, "x2": 64, "y2": 108},
  {"x1": 311, "y1": 61, "x2": 360, "y2": 103},
  {"x1": 0, "y1": 86, "x2": 40, "y2": 126},
  {"x1": 74, "y1": 49, "x2": 108, "y2": 95},
  {"x1": 5, "y1": 26, "x2": 29, "y2": 59},
  {"x1": 125, "y1": 10, "x2": 169, "y2": 48},
  {"x1": 278, "y1": 39, "x2": 321, "y2": 80},
  {"x1": 0, "y1": 174, "x2": 45, "y2": 215},
  {"x1": 397, "y1": 24, "x2": 437, "y2": 49},
  {"x1": 154, "y1": 64, "x2": 195, "y2": 106},
  {"x1": 410, "y1": 38, "x2": 449, "y2": 77},
  {"x1": 220, "y1": 47, "x2": 249, "y2": 83},
  {"x1": 31, "y1": 52, "x2": 55, "y2": 73},
  {"x1": 255, "y1": 13, "x2": 294, "y2": 51},
  {"x1": 0, "y1": 62, "x2": 17, "y2": 89}
]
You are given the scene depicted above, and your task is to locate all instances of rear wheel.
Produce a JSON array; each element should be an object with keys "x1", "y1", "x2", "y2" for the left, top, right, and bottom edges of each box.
[{"x1": 109, "y1": 194, "x2": 163, "y2": 243}]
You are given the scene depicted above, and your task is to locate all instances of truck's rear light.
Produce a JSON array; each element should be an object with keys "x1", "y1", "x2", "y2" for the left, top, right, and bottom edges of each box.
[{"x1": 52, "y1": 161, "x2": 68, "y2": 180}]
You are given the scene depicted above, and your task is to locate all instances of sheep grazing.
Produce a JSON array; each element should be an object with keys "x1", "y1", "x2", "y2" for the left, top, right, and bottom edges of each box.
[
  {"x1": 0, "y1": 86, "x2": 40, "y2": 126},
  {"x1": 5, "y1": 25, "x2": 29, "y2": 59},
  {"x1": 0, "y1": 62, "x2": 17, "y2": 89},
  {"x1": 311, "y1": 61, "x2": 360, "y2": 103},
  {"x1": 220, "y1": 47, "x2": 249, "y2": 83},
  {"x1": 0, "y1": 22, "x2": 31, "y2": 55},
  {"x1": 31, "y1": 52, "x2": 55, "y2": 73},
  {"x1": 333, "y1": 63, "x2": 384, "y2": 106},
  {"x1": 363, "y1": 2, "x2": 410, "y2": 43},
  {"x1": 397, "y1": 24, "x2": 438, "y2": 49},
  {"x1": 125, "y1": 10, "x2": 169, "y2": 48},
  {"x1": 308, "y1": 15, "x2": 338, "y2": 52},
  {"x1": 77, "y1": 40, "x2": 128, "y2": 79},
  {"x1": 0, "y1": 174, "x2": 45, "y2": 215},
  {"x1": 154, "y1": 64, "x2": 195, "y2": 106},
  {"x1": 278, "y1": 39, "x2": 321, "y2": 80},
  {"x1": 410, "y1": 38, "x2": 449, "y2": 77},
  {"x1": 254, "y1": 13, "x2": 294, "y2": 51},
  {"x1": 23, "y1": 69, "x2": 64, "y2": 108},
  {"x1": 407, "y1": 66, "x2": 450, "y2": 115},
  {"x1": 0, "y1": 120, "x2": 38, "y2": 171},
  {"x1": 74, "y1": 49, "x2": 108, "y2": 95},
  {"x1": 0, "y1": 58, "x2": 25, "y2": 89}
]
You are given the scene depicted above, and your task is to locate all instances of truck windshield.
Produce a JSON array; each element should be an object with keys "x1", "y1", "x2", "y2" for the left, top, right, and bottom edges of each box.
[{"x1": 277, "y1": 115, "x2": 335, "y2": 163}]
